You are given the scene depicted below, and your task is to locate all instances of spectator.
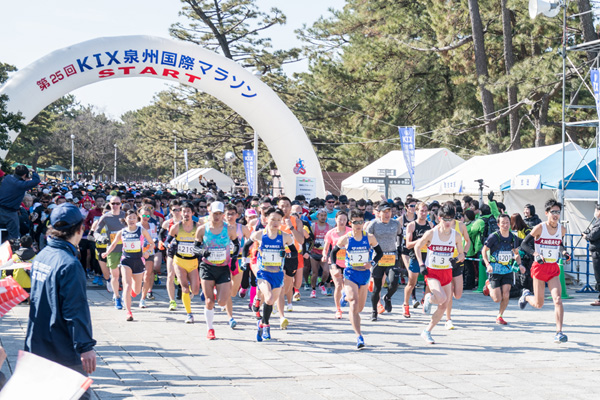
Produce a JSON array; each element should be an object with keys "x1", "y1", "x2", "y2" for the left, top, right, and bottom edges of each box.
[
  {"x1": 583, "y1": 204, "x2": 600, "y2": 306},
  {"x1": 465, "y1": 209, "x2": 485, "y2": 289},
  {"x1": 523, "y1": 204, "x2": 542, "y2": 228},
  {"x1": 0, "y1": 165, "x2": 40, "y2": 240}
]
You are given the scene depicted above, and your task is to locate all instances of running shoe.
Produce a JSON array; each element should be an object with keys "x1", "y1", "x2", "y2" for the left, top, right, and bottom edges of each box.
[
  {"x1": 377, "y1": 301, "x2": 385, "y2": 314},
  {"x1": 371, "y1": 311, "x2": 378, "y2": 321},
  {"x1": 280, "y1": 317, "x2": 289, "y2": 330},
  {"x1": 356, "y1": 335, "x2": 365, "y2": 350},
  {"x1": 403, "y1": 304, "x2": 411, "y2": 318},
  {"x1": 169, "y1": 300, "x2": 177, "y2": 311},
  {"x1": 285, "y1": 304, "x2": 293, "y2": 312},
  {"x1": 340, "y1": 292, "x2": 348, "y2": 307},
  {"x1": 320, "y1": 285, "x2": 327, "y2": 295},
  {"x1": 239, "y1": 288, "x2": 247, "y2": 298},
  {"x1": 310, "y1": 290, "x2": 316, "y2": 298},
  {"x1": 174, "y1": 277, "x2": 179, "y2": 285},
  {"x1": 304, "y1": 283, "x2": 311, "y2": 291},
  {"x1": 423, "y1": 293, "x2": 432, "y2": 315},
  {"x1": 293, "y1": 291, "x2": 301, "y2": 302},
  {"x1": 114, "y1": 297, "x2": 123, "y2": 310},
  {"x1": 262, "y1": 325, "x2": 271, "y2": 340},
  {"x1": 96, "y1": 277, "x2": 104, "y2": 287},
  {"x1": 139, "y1": 299, "x2": 147, "y2": 309},
  {"x1": 207, "y1": 329, "x2": 216, "y2": 340},
  {"x1": 400, "y1": 276, "x2": 406, "y2": 285},
  {"x1": 106, "y1": 278, "x2": 113, "y2": 293},
  {"x1": 252, "y1": 299, "x2": 261, "y2": 312},
  {"x1": 496, "y1": 316, "x2": 507, "y2": 325},
  {"x1": 185, "y1": 314, "x2": 194, "y2": 324},
  {"x1": 326, "y1": 287, "x2": 333, "y2": 296},
  {"x1": 131, "y1": 289, "x2": 138, "y2": 299},
  {"x1": 255, "y1": 310, "x2": 262, "y2": 320},
  {"x1": 421, "y1": 330, "x2": 435, "y2": 344},
  {"x1": 412, "y1": 298, "x2": 420, "y2": 308},
  {"x1": 368, "y1": 280, "x2": 374, "y2": 292},
  {"x1": 146, "y1": 291, "x2": 155, "y2": 300},
  {"x1": 519, "y1": 289, "x2": 532, "y2": 310},
  {"x1": 335, "y1": 309, "x2": 342, "y2": 319},
  {"x1": 177, "y1": 286, "x2": 182, "y2": 300},
  {"x1": 554, "y1": 332, "x2": 568, "y2": 343},
  {"x1": 445, "y1": 320, "x2": 455, "y2": 330},
  {"x1": 256, "y1": 321, "x2": 263, "y2": 342},
  {"x1": 229, "y1": 318, "x2": 237, "y2": 329},
  {"x1": 482, "y1": 280, "x2": 490, "y2": 296},
  {"x1": 126, "y1": 311, "x2": 133, "y2": 322},
  {"x1": 154, "y1": 274, "x2": 161, "y2": 285},
  {"x1": 199, "y1": 289, "x2": 205, "y2": 302},
  {"x1": 384, "y1": 296, "x2": 392, "y2": 313},
  {"x1": 92, "y1": 276, "x2": 100, "y2": 285}
]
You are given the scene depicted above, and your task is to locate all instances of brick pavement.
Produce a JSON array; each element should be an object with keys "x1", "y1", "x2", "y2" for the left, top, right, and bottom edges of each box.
[{"x1": 1, "y1": 282, "x2": 600, "y2": 399}]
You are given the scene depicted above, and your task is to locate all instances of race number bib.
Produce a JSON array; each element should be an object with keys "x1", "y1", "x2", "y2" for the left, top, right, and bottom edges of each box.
[
  {"x1": 314, "y1": 239, "x2": 325, "y2": 249},
  {"x1": 207, "y1": 248, "x2": 227, "y2": 264},
  {"x1": 347, "y1": 251, "x2": 369, "y2": 268},
  {"x1": 262, "y1": 249, "x2": 283, "y2": 269},
  {"x1": 430, "y1": 253, "x2": 451, "y2": 269},
  {"x1": 379, "y1": 252, "x2": 396, "y2": 267},
  {"x1": 123, "y1": 239, "x2": 141, "y2": 253},
  {"x1": 177, "y1": 242, "x2": 195, "y2": 257},
  {"x1": 540, "y1": 247, "x2": 559, "y2": 263},
  {"x1": 336, "y1": 248, "x2": 346, "y2": 260},
  {"x1": 497, "y1": 251, "x2": 512, "y2": 265},
  {"x1": 110, "y1": 231, "x2": 122, "y2": 245}
]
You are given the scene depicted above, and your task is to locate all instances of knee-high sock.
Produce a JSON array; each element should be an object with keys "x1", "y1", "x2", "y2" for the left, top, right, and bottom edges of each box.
[
  {"x1": 204, "y1": 307, "x2": 214, "y2": 330},
  {"x1": 250, "y1": 285, "x2": 257, "y2": 305},
  {"x1": 182, "y1": 292, "x2": 191, "y2": 314},
  {"x1": 262, "y1": 304, "x2": 273, "y2": 325},
  {"x1": 372, "y1": 279, "x2": 383, "y2": 310}
]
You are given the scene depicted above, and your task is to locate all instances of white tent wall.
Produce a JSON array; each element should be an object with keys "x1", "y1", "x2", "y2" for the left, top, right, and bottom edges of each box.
[
  {"x1": 341, "y1": 148, "x2": 464, "y2": 201},
  {"x1": 169, "y1": 168, "x2": 234, "y2": 192}
]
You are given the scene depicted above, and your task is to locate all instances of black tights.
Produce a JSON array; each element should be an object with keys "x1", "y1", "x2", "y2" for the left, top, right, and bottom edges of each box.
[
  {"x1": 372, "y1": 268, "x2": 400, "y2": 310},
  {"x1": 262, "y1": 304, "x2": 272, "y2": 325}
]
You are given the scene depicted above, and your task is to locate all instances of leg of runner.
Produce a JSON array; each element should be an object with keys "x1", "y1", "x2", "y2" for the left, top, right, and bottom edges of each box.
[
  {"x1": 201, "y1": 278, "x2": 217, "y2": 339},
  {"x1": 489, "y1": 284, "x2": 505, "y2": 323},
  {"x1": 330, "y1": 266, "x2": 344, "y2": 318},
  {"x1": 227, "y1": 261, "x2": 243, "y2": 328},
  {"x1": 321, "y1": 261, "x2": 331, "y2": 295},
  {"x1": 278, "y1": 277, "x2": 289, "y2": 327},
  {"x1": 141, "y1": 258, "x2": 154, "y2": 306},
  {"x1": 176, "y1": 266, "x2": 193, "y2": 323},
  {"x1": 385, "y1": 265, "x2": 400, "y2": 311},
  {"x1": 403, "y1": 270, "x2": 419, "y2": 318},
  {"x1": 303, "y1": 263, "x2": 311, "y2": 290},
  {"x1": 524, "y1": 278, "x2": 546, "y2": 309},
  {"x1": 345, "y1": 279, "x2": 368, "y2": 349},
  {"x1": 120, "y1": 265, "x2": 134, "y2": 321},
  {"x1": 293, "y1": 257, "x2": 304, "y2": 299},
  {"x1": 422, "y1": 279, "x2": 451, "y2": 343},
  {"x1": 370, "y1": 267, "x2": 386, "y2": 320},
  {"x1": 310, "y1": 257, "x2": 319, "y2": 297},
  {"x1": 166, "y1": 256, "x2": 176, "y2": 306},
  {"x1": 110, "y1": 267, "x2": 121, "y2": 305},
  {"x1": 153, "y1": 251, "x2": 163, "y2": 279},
  {"x1": 547, "y1": 276, "x2": 564, "y2": 334},
  {"x1": 445, "y1": 274, "x2": 463, "y2": 329}
]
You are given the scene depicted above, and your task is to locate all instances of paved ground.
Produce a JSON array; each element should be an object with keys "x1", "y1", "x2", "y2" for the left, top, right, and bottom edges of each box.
[{"x1": 2, "y1": 281, "x2": 600, "y2": 399}]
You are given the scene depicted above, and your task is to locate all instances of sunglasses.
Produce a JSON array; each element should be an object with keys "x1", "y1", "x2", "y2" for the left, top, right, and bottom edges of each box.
[
  {"x1": 141, "y1": 214, "x2": 151, "y2": 218},
  {"x1": 550, "y1": 210, "x2": 561, "y2": 215},
  {"x1": 127, "y1": 199, "x2": 134, "y2": 202},
  {"x1": 351, "y1": 220, "x2": 364, "y2": 225},
  {"x1": 199, "y1": 206, "x2": 207, "y2": 209},
  {"x1": 172, "y1": 208, "x2": 181, "y2": 212},
  {"x1": 326, "y1": 201, "x2": 335, "y2": 203},
  {"x1": 442, "y1": 217, "x2": 454, "y2": 222},
  {"x1": 110, "y1": 202, "x2": 121, "y2": 205},
  {"x1": 408, "y1": 204, "x2": 416, "y2": 208}
]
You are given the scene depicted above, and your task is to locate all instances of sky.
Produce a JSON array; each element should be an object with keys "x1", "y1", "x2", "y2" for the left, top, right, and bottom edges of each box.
[{"x1": 0, "y1": 0, "x2": 345, "y2": 119}]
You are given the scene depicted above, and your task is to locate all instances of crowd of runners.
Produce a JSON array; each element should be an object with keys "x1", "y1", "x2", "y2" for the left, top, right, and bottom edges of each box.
[{"x1": 1, "y1": 178, "x2": 573, "y2": 349}]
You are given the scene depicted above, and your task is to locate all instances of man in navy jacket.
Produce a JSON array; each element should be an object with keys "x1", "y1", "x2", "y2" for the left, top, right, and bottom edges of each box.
[
  {"x1": 25, "y1": 203, "x2": 96, "y2": 396},
  {"x1": 0, "y1": 165, "x2": 40, "y2": 241}
]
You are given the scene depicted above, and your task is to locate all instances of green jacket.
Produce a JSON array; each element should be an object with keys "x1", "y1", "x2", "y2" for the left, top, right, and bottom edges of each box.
[{"x1": 466, "y1": 218, "x2": 485, "y2": 257}]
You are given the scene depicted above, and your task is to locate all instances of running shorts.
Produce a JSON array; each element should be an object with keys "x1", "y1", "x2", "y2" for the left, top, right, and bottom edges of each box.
[
  {"x1": 489, "y1": 272, "x2": 513, "y2": 289},
  {"x1": 451, "y1": 259, "x2": 464, "y2": 277},
  {"x1": 106, "y1": 252, "x2": 121, "y2": 270},
  {"x1": 425, "y1": 268, "x2": 453, "y2": 287},
  {"x1": 174, "y1": 256, "x2": 199, "y2": 273},
  {"x1": 372, "y1": 265, "x2": 401, "y2": 280},
  {"x1": 200, "y1": 262, "x2": 231, "y2": 284},
  {"x1": 230, "y1": 258, "x2": 241, "y2": 276},
  {"x1": 408, "y1": 258, "x2": 420, "y2": 274},
  {"x1": 344, "y1": 267, "x2": 371, "y2": 287},
  {"x1": 120, "y1": 257, "x2": 146, "y2": 274},
  {"x1": 256, "y1": 269, "x2": 284, "y2": 289},
  {"x1": 283, "y1": 257, "x2": 299, "y2": 277},
  {"x1": 531, "y1": 261, "x2": 560, "y2": 283}
]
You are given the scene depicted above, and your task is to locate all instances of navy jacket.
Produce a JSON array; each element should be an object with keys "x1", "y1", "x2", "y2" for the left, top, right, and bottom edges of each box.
[
  {"x1": 25, "y1": 238, "x2": 96, "y2": 367},
  {"x1": 0, "y1": 172, "x2": 40, "y2": 211}
]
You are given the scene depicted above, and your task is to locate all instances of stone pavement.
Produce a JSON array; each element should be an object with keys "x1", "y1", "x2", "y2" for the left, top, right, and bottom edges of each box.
[{"x1": 1, "y1": 282, "x2": 600, "y2": 399}]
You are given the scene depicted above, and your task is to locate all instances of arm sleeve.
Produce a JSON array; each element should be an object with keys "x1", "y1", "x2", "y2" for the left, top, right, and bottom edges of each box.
[
  {"x1": 520, "y1": 234, "x2": 535, "y2": 255},
  {"x1": 286, "y1": 243, "x2": 298, "y2": 259},
  {"x1": 372, "y1": 244, "x2": 384, "y2": 263},
  {"x1": 242, "y1": 239, "x2": 255, "y2": 258},
  {"x1": 93, "y1": 217, "x2": 106, "y2": 241},
  {"x1": 60, "y1": 261, "x2": 97, "y2": 354},
  {"x1": 231, "y1": 238, "x2": 240, "y2": 256},
  {"x1": 330, "y1": 245, "x2": 340, "y2": 265}
]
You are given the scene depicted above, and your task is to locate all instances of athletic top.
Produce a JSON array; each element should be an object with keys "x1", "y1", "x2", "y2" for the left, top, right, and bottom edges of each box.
[
  {"x1": 280, "y1": 216, "x2": 301, "y2": 257},
  {"x1": 484, "y1": 231, "x2": 516, "y2": 274},
  {"x1": 400, "y1": 213, "x2": 416, "y2": 254},
  {"x1": 452, "y1": 220, "x2": 465, "y2": 258},
  {"x1": 324, "y1": 227, "x2": 351, "y2": 268},
  {"x1": 95, "y1": 212, "x2": 126, "y2": 252},
  {"x1": 345, "y1": 231, "x2": 371, "y2": 271},
  {"x1": 311, "y1": 222, "x2": 329, "y2": 256},
  {"x1": 230, "y1": 223, "x2": 244, "y2": 256},
  {"x1": 121, "y1": 226, "x2": 143, "y2": 260},
  {"x1": 203, "y1": 223, "x2": 231, "y2": 266},
  {"x1": 409, "y1": 220, "x2": 431, "y2": 260},
  {"x1": 138, "y1": 222, "x2": 157, "y2": 255},
  {"x1": 426, "y1": 228, "x2": 456, "y2": 270},
  {"x1": 366, "y1": 218, "x2": 401, "y2": 266},
  {"x1": 257, "y1": 230, "x2": 285, "y2": 273},
  {"x1": 175, "y1": 223, "x2": 197, "y2": 260},
  {"x1": 534, "y1": 223, "x2": 562, "y2": 264}
]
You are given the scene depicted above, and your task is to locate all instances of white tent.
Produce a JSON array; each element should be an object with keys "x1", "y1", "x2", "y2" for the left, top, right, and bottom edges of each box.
[
  {"x1": 169, "y1": 168, "x2": 234, "y2": 192},
  {"x1": 341, "y1": 148, "x2": 465, "y2": 201},
  {"x1": 412, "y1": 143, "x2": 582, "y2": 204}
]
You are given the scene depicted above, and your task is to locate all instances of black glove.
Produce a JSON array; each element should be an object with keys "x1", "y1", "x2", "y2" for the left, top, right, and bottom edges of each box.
[
  {"x1": 535, "y1": 254, "x2": 545, "y2": 264},
  {"x1": 99, "y1": 236, "x2": 110, "y2": 245},
  {"x1": 420, "y1": 264, "x2": 428, "y2": 275},
  {"x1": 488, "y1": 191, "x2": 494, "y2": 201},
  {"x1": 203, "y1": 249, "x2": 211, "y2": 258},
  {"x1": 230, "y1": 258, "x2": 238, "y2": 272},
  {"x1": 280, "y1": 250, "x2": 286, "y2": 258}
]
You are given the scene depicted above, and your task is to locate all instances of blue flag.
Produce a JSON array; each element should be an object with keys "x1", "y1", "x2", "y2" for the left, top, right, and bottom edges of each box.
[
  {"x1": 398, "y1": 127, "x2": 416, "y2": 191},
  {"x1": 243, "y1": 150, "x2": 256, "y2": 195}
]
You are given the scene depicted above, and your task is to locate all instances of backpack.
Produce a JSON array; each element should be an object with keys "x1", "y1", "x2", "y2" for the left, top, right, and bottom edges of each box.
[{"x1": 481, "y1": 215, "x2": 499, "y2": 244}]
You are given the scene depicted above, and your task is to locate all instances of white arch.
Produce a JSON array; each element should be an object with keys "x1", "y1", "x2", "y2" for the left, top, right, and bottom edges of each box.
[{"x1": 0, "y1": 35, "x2": 325, "y2": 198}]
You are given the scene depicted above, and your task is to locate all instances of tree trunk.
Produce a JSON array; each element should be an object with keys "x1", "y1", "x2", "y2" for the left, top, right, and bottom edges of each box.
[
  {"x1": 535, "y1": 94, "x2": 550, "y2": 147},
  {"x1": 468, "y1": 0, "x2": 499, "y2": 153},
  {"x1": 501, "y1": 0, "x2": 520, "y2": 150},
  {"x1": 577, "y1": 0, "x2": 597, "y2": 60}
]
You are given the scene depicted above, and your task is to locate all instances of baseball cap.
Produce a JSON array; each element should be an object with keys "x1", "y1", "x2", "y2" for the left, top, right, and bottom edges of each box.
[
  {"x1": 50, "y1": 203, "x2": 83, "y2": 231},
  {"x1": 245, "y1": 209, "x2": 258, "y2": 218},
  {"x1": 210, "y1": 201, "x2": 225, "y2": 213},
  {"x1": 376, "y1": 203, "x2": 391, "y2": 212},
  {"x1": 325, "y1": 194, "x2": 336, "y2": 201}
]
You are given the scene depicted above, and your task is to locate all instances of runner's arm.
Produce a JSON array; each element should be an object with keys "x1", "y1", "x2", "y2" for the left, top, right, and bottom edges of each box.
[{"x1": 414, "y1": 229, "x2": 433, "y2": 267}]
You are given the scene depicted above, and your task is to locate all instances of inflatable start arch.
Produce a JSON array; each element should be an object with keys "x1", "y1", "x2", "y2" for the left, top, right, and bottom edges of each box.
[{"x1": 0, "y1": 35, "x2": 325, "y2": 198}]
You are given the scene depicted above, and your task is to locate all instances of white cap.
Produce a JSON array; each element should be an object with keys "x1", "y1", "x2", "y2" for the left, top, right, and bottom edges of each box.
[
  {"x1": 87, "y1": 185, "x2": 94, "y2": 191},
  {"x1": 106, "y1": 195, "x2": 112, "y2": 201},
  {"x1": 65, "y1": 192, "x2": 74, "y2": 200},
  {"x1": 210, "y1": 201, "x2": 225, "y2": 213},
  {"x1": 42, "y1": 189, "x2": 50, "y2": 195}
]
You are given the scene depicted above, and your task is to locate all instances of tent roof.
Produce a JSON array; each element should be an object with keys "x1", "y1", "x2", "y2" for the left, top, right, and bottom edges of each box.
[
  {"x1": 500, "y1": 148, "x2": 597, "y2": 191},
  {"x1": 413, "y1": 143, "x2": 582, "y2": 198},
  {"x1": 40, "y1": 165, "x2": 69, "y2": 172}
]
